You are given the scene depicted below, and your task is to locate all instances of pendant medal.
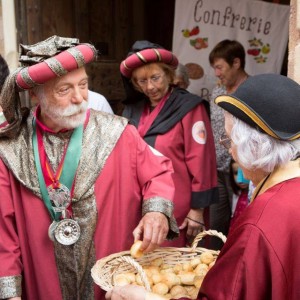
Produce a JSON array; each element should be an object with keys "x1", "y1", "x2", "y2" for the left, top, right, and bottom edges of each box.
[
  {"x1": 48, "y1": 221, "x2": 58, "y2": 241},
  {"x1": 47, "y1": 183, "x2": 71, "y2": 213},
  {"x1": 54, "y1": 219, "x2": 81, "y2": 245}
]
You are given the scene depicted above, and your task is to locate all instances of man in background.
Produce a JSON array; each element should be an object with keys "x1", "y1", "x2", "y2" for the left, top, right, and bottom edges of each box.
[{"x1": 88, "y1": 89, "x2": 113, "y2": 114}]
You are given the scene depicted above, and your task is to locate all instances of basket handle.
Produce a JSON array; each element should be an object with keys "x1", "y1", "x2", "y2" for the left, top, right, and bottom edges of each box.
[
  {"x1": 112, "y1": 255, "x2": 152, "y2": 292},
  {"x1": 190, "y1": 229, "x2": 227, "y2": 251}
]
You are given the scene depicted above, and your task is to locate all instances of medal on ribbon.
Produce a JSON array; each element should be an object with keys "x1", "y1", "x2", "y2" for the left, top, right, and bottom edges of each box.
[
  {"x1": 33, "y1": 118, "x2": 83, "y2": 245},
  {"x1": 55, "y1": 219, "x2": 81, "y2": 245}
]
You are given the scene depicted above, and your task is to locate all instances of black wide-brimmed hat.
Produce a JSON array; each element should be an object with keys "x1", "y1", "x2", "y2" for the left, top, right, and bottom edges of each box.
[{"x1": 215, "y1": 74, "x2": 300, "y2": 141}]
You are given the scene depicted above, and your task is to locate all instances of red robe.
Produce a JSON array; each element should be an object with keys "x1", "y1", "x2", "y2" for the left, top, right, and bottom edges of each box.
[
  {"x1": 0, "y1": 111, "x2": 177, "y2": 299},
  {"x1": 198, "y1": 177, "x2": 300, "y2": 299},
  {"x1": 123, "y1": 88, "x2": 218, "y2": 246}
]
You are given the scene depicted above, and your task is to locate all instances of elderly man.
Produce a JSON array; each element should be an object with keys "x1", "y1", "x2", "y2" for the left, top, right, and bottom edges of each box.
[
  {"x1": 106, "y1": 74, "x2": 300, "y2": 300},
  {"x1": 0, "y1": 36, "x2": 178, "y2": 300}
]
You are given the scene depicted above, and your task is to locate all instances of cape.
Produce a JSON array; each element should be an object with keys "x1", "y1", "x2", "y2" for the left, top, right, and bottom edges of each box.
[{"x1": 123, "y1": 87, "x2": 209, "y2": 146}]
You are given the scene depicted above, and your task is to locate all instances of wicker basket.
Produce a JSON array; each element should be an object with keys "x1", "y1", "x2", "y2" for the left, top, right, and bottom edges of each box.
[{"x1": 91, "y1": 230, "x2": 226, "y2": 292}]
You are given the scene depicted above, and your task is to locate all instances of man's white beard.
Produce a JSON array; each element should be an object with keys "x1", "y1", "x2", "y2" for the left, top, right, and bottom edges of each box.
[{"x1": 41, "y1": 99, "x2": 88, "y2": 129}]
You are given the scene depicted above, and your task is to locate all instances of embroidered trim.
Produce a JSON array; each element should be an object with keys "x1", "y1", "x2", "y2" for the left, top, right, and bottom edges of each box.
[
  {"x1": 0, "y1": 275, "x2": 22, "y2": 298},
  {"x1": 142, "y1": 197, "x2": 179, "y2": 240},
  {"x1": 67, "y1": 47, "x2": 86, "y2": 68},
  {"x1": 142, "y1": 197, "x2": 173, "y2": 217},
  {"x1": 19, "y1": 68, "x2": 36, "y2": 88},
  {"x1": 45, "y1": 57, "x2": 68, "y2": 77}
]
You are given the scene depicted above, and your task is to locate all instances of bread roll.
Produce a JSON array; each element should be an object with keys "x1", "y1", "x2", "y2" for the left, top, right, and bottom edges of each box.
[
  {"x1": 190, "y1": 257, "x2": 201, "y2": 269},
  {"x1": 182, "y1": 262, "x2": 193, "y2": 272},
  {"x1": 194, "y1": 276, "x2": 203, "y2": 289},
  {"x1": 152, "y1": 273, "x2": 164, "y2": 284},
  {"x1": 200, "y1": 252, "x2": 214, "y2": 265},
  {"x1": 152, "y1": 282, "x2": 169, "y2": 295},
  {"x1": 173, "y1": 264, "x2": 183, "y2": 274},
  {"x1": 130, "y1": 240, "x2": 144, "y2": 258},
  {"x1": 114, "y1": 274, "x2": 130, "y2": 286},
  {"x1": 170, "y1": 285, "x2": 188, "y2": 297},
  {"x1": 178, "y1": 272, "x2": 195, "y2": 285},
  {"x1": 194, "y1": 263, "x2": 208, "y2": 277},
  {"x1": 163, "y1": 273, "x2": 181, "y2": 288}
]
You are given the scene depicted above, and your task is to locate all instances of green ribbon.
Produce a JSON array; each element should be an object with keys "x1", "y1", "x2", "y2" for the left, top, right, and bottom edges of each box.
[{"x1": 32, "y1": 119, "x2": 83, "y2": 221}]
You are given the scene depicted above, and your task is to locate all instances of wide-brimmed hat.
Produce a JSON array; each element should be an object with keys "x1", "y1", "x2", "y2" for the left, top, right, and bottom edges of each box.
[
  {"x1": 0, "y1": 35, "x2": 97, "y2": 138},
  {"x1": 120, "y1": 40, "x2": 178, "y2": 78},
  {"x1": 215, "y1": 74, "x2": 300, "y2": 141}
]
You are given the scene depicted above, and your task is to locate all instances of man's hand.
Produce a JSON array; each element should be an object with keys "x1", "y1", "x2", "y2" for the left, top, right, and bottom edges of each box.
[{"x1": 133, "y1": 212, "x2": 169, "y2": 253}]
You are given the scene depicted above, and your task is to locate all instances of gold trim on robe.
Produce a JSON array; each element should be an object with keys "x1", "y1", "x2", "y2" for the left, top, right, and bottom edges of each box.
[{"x1": 143, "y1": 197, "x2": 179, "y2": 240}]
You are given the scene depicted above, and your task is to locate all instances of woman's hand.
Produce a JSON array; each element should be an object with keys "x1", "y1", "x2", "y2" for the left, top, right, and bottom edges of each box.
[
  {"x1": 105, "y1": 285, "x2": 147, "y2": 300},
  {"x1": 179, "y1": 208, "x2": 205, "y2": 241},
  {"x1": 8, "y1": 298, "x2": 21, "y2": 300}
]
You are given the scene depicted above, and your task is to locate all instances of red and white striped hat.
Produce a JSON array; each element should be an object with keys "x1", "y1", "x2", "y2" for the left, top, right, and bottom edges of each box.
[
  {"x1": 16, "y1": 36, "x2": 97, "y2": 90},
  {"x1": 0, "y1": 36, "x2": 97, "y2": 137},
  {"x1": 120, "y1": 40, "x2": 178, "y2": 78}
]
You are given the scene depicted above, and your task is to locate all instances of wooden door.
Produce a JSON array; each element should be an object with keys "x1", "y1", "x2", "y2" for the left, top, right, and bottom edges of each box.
[{"x1": 14, "y1": 0, "x2": 174, "y2": 115}]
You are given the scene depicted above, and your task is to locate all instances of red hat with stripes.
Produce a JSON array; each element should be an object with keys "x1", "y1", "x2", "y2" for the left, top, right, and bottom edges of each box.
[
  {"x1": 16, "y1": 36, "x2": 97, "y2": 90},
  {"x1": 120, "y1": 40, "x2": 178, "y2": 78},
  {"x1": 0, "y1": 36, "x2": 97, "y2": 138}
]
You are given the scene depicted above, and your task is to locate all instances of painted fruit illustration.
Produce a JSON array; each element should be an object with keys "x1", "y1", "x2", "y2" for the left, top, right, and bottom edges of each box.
[
  {"x1": 181, "y1": 26, "x2": 200, "y2": 38},
  {"x1": 189, "y1": 26, "x2": 200, "y2": 36},
  {"x1": 247, "y1": 48, "x2": 260, "y2": 56},
  {"x1": 185, "y1": 63, "x2": 204, "y2": 80},
  {"x1": 254, "y1": 55, "x2": 267, "y2": 63},
  {"x1": 190, "y1": 38, "x2": 208, "y2": 49},
  {"x1": 248, "y1": 37, "x2": 263, "y2": 47},
  {"x1": 261, "y1": 43, "x2": 270, "y2": 54},
  {"x1": 182, "y1": 29, "x2": 190, "y2": 38}
]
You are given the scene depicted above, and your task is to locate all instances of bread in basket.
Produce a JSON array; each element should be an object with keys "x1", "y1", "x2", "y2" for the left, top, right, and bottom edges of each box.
[{"x1": 91, "y1": 230, "x2": 226, "y2": 299}]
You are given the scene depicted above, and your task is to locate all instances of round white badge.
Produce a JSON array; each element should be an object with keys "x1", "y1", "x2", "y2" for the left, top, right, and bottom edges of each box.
[{"x1": 192, "y1": 121, "x2": 207, "y2": 144}]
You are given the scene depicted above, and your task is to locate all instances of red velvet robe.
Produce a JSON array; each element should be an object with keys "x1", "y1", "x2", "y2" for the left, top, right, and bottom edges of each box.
[
  {"x1": 0, "y1": 112, "x2": 176, "y2": 300},
  {"x1": 198, "y1": 177, "x2": 300, "y2": 299},
  {"x1": 123, "y1": 89, "x2": 218, "y2": 246},
  {"x1": 154, "y1": 104, "x2": 217, "y2": 246}
]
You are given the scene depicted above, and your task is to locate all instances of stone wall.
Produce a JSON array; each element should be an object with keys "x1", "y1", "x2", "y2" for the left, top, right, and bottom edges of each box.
[{"x1": 288, "y1": 0, "x2": 300, "y2": 83}]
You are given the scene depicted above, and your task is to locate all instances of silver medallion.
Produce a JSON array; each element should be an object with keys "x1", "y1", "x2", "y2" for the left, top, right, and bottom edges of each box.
[
  {"x1": 47, "y1": 183, "x2": 71, "y2": 213},
  {"x1": 48, "y1": 221, "x2": 58, "y2": 241},
  {"x1": 54, "y1": 219, "x2": 81, "y2": 245}
]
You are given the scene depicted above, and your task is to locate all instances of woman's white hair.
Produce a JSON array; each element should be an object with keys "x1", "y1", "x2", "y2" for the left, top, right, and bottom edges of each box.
[
  {"x1": 175, "y1": 63, "x2": 190, "y2": 87},
  {"x1": 230, "y1": 114, "x2": 300, "y2": 173}
]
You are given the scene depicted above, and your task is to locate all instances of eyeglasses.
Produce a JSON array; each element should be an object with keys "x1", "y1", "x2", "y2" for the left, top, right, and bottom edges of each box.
[
  {"x1": 219, "y1": 133, "x2": 232, "y2": 150},
  {"x1": 136, "y1": 74, "x2": 164, "y2": 87}
]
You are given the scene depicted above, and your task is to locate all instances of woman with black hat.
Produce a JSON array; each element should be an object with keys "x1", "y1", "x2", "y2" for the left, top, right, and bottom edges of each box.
[
  {"x1": 120, "y1": 40, "x2": 218, "y2": 247},
  {"x1": 106, "y1": 73, "x2": 300, "y2": 299}
]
